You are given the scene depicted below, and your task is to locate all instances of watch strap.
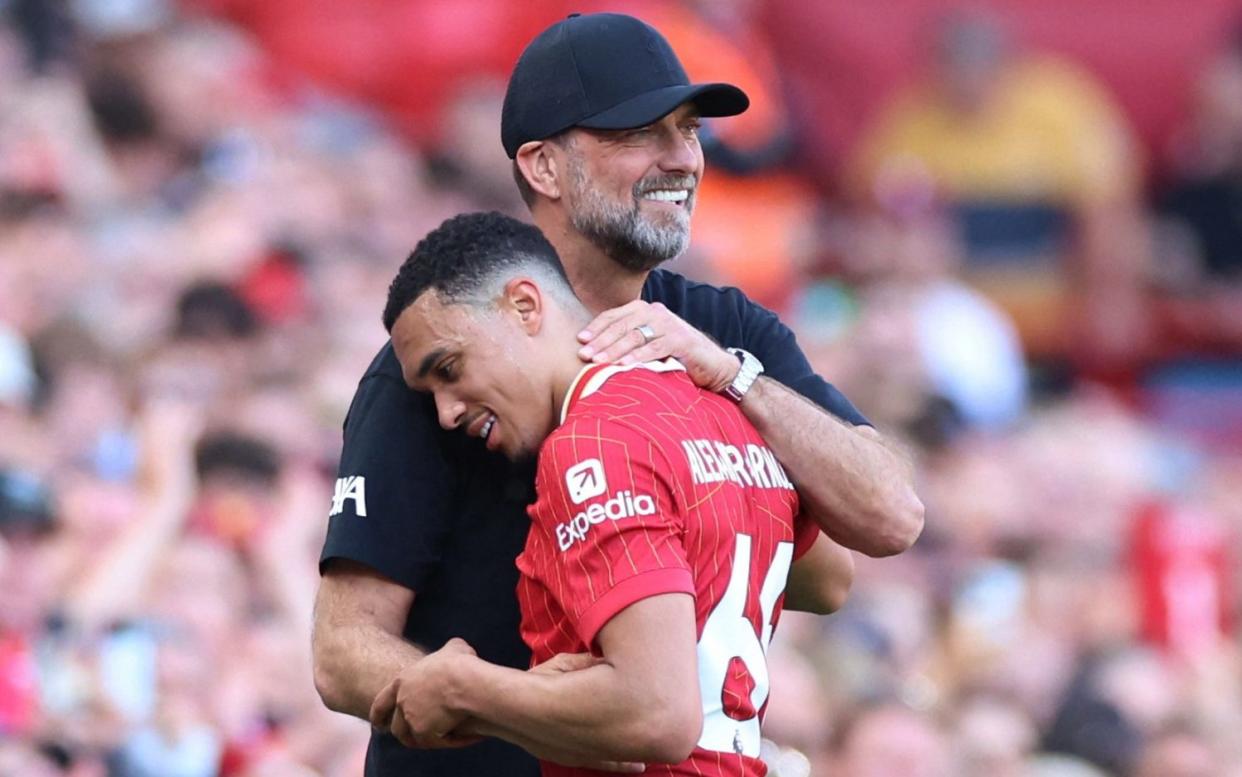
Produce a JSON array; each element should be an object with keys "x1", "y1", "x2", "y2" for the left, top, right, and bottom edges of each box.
[{"x1": 722, "y1": 348, "x2": 764, "y2": 403}]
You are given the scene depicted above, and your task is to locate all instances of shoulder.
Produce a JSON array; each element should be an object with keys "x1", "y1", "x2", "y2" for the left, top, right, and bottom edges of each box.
[
  {"x1": 341, "y1": 342, "x2": 437, "y2": 434},
  {"x1": 540, "y1": 403, "x2": 676, "y2": 477},
  {"x1": 348, "y1": 342, "x2": 415, "y2": 408},
  {"x1": 543, "y1": 409, "x2": 654, "y2": 456},
  {"x1": 643, "y1": 269, "x2": 782, "y2": 344},
  {"x1": 564, "y1": 365, "x2": 698, "y2": 431},
  {"x1": 358, "y1": 340, "x2": 405, "y2": 382},
  {"x1": 643, "y1": 269, "x2": 753, "y2": 315}
]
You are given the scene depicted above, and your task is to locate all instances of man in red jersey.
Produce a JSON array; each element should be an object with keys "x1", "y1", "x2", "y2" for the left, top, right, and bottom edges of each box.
[{"x1": 370, "y1": 211, "x2": 850, "y2": 776}]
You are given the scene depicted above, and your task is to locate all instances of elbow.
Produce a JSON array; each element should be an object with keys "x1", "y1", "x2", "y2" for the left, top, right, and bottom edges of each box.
[
  {"x1": 312, "y1": 652, "x2": 346, "y2": 713},
  {"x1": 818, "y1": 566, "x2": 855, "y2": 615},
  {"x1": 311, "y1": 631, "x2": 352, "y2": 714},
  {"x1": 866, "y1": 489, "x2": 924, "y2": 558},
  {"x1": 638, "y1": 704, "x2": 702, "y2": 764},
  {"x1": 618, "y1": 692, "x2": 701, "y2": 763},
  {"x1": 800, "y1": 560, "x2": 854, "y2": 615},
  {"x1": 823, "y1": 577, "x2": 853, "y2": 614}
]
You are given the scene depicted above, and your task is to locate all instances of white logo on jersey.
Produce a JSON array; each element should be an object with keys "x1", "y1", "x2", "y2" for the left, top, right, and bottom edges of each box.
[
  {"x1": 556, "y1": 490, "x2": 655, "y2": 551},
  {"x1": 329, "y1": 476, "x2": 367, "y2": 517},
  {"x1": 565, "y1": 458, "x2": 606, "y2": 504}
]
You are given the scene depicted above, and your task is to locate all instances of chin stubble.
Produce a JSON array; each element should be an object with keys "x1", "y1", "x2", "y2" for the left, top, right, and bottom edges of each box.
[{"x1": 566, "y1": 158, "x2": 694, "y2": 272}]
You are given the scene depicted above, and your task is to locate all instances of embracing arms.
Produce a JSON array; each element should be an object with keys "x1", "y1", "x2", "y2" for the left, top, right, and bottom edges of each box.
[
  {"x1": 370, "y1": 593, "x2": 700, "y2": 767},
  {"x1": 740, "y1": 376, "x2": 923, "y2": 556},
  {"x1": 577, "y1": 299, "x2": 923, "y2": 557}
]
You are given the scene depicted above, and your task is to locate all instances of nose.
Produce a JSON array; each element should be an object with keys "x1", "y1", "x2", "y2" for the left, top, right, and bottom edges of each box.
[
  {"x1": 656, "y1": 125, "x2": 700, "y2": 177},
  {"x1": 434, "y1": 391, "x2": 467, "y2": 431}
]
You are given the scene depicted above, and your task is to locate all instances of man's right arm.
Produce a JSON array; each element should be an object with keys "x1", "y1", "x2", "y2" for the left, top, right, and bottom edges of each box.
[
  {"x1": 312, "y1": 348, "x2": 455, "y2": 721},
  {"x1": 312, "y1": 559, "x2": 423, "y2": 719}
]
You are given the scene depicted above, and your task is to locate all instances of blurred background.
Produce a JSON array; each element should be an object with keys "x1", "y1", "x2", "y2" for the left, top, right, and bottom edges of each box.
[{"x1": 1, "y1": 0, "x2": 1241, "y2": 775}]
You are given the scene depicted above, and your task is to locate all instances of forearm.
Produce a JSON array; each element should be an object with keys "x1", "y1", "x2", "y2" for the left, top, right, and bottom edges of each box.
[
  {"x1": 451, "y1": 659, "x2": 687, "y2": 763},
  {"x1": 312, "y1": 619, "x2": 426, "y2": 720},
  {"x1": 458, "y1": 717, "x2": 613, "y2": 767},
  {"x1": 741, "y1": 377, "x2": 923, "y2": 557}
]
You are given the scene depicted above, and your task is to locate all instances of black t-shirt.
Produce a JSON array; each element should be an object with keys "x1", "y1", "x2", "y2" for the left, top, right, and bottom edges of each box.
[{"x1": 320, "y1": 269, "x2": 868, "y2": 777}]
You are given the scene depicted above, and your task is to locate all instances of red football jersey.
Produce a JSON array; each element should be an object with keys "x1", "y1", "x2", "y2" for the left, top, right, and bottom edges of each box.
[{"x1": 517, "y1": 361, "x2": 818, "y2": 777}]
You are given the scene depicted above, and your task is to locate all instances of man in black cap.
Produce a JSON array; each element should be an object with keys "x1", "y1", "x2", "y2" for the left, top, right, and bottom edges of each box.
[{"x1": 312, "y1": 13, "x2": 923, "y2": 777}]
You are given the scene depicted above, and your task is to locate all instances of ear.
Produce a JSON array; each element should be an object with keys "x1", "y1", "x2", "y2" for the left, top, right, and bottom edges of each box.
[
  {"x1": 503, "y1": 278, "x2": 545, "y2": 336},
  {"x1": 515, "y1": 140, "x2": 563, "y2": 201}
]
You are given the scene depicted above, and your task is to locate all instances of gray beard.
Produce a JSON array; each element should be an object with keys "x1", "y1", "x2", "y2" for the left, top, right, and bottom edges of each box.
[{"x1": 566, "y1": 165, "x2": 693, "y2": 273}]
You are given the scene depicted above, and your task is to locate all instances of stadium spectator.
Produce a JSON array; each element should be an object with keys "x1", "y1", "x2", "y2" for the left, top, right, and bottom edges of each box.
[{"x1": 849, "y1": 8, "x2": 1152, "y2": 371}]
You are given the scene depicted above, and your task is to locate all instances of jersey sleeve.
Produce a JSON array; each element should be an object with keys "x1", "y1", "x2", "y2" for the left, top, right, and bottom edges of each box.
[
  {"x1": 319, "y1": 363, "x2": 455, "y2": 592},
  {"x1": 528, "y1": 417, "x2": 694, "y2": 647},
  {"x1": 738, "y1": 298, "x2": 871, "y2": 427}
]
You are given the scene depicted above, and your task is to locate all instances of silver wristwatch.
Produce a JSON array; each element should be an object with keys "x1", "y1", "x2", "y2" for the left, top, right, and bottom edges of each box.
[{"x1": 722, "y1": 348, "x2": 764, "y2": 403}]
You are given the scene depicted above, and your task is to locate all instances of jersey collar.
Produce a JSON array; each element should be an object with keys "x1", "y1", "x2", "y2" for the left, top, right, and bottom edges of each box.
[{"x1": 559, "y1": 358, "x2": 687, "y2": 424}]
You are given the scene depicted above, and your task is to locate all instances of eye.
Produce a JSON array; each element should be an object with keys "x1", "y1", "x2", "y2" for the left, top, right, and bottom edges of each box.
[
  {"x1": 435, "y1": 358, "x2": 459, "y2": 382},
  {"x1": 682, "y1": 119, "x2": 702, "y2": 137}
]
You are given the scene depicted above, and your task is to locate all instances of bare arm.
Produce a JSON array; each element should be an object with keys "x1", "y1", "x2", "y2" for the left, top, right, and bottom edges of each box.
[
  {"x1": 576, "y1": 300, "x2": 924, "y2": 557},
  {"x1": 311, "y1": 560, "x2": 424, "y2": 720},
  {"x1": 740, "y1": 377, "x2": 924, "y2": 557},
  {"x1": 456, "y1": 653, "x2": 643, "y2": 772},
  {"x1": 373, "y1": 593, "x2": 702, "y2": 764},
  {"x1": 784, "y1": 533, "x2": 854, "y2": 615}
]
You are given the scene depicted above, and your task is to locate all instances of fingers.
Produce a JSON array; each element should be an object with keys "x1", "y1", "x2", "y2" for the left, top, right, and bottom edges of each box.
[
  {"x1": 389, "y1": 701, "x2": 417, "y2": 748},
  {"x1": 381, "y1": 692, "x2": 473, "y2": 750},
  {"x1": 615, "y1": 340, "x2": 672, "y2": 366},
  {"x1": 592, "y1": 761, "x2": 646, "y2": 774},
  {"x1": 434, "y1": 733, "x2": 485, "y2": 749},
  {"x1": 533, "y1": 652, "x2": 606, "y2": 674},
  {"x1": 578, "y1": 300, "x2": 648, "y2": 343},
  {"x1": 578, "y1": 301, "x2": 664, "y2": 363},
  {"x1": 580, "y1": 317, "x2": 654, "y2": 363},
  {"x1": 443, "y1": 637, "x2": 477, "y2": 657},
  {"x1": 552, "y1": 652, "x2": 606, "y2": 671},
  {"x1": 369, "y1": 679, "x2": 399, "y2": 730}
]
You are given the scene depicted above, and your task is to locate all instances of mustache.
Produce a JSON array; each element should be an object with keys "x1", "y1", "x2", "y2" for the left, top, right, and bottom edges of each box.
[{"x1": 633, "y1": 176, "x2": 697, "y2": 196}]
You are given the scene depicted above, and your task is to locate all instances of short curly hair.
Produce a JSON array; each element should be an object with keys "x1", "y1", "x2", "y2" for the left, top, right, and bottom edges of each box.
[{"x1": 382, "y1": 211, "x2": 573, "y2": 332}]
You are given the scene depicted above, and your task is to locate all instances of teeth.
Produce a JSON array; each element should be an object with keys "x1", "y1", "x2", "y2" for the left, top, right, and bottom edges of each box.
[
  {"x1": 641, "y1": 189, "x2": 689, "y2": 202},
  {"x1": 481, "y1": 416, "x2": 495, "y2": 439}
]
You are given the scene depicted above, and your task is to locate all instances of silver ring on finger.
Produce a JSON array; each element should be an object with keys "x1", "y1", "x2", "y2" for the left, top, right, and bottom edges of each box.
[{"x1": 635, "y1": 324, "x2": 656, "y2": 345}]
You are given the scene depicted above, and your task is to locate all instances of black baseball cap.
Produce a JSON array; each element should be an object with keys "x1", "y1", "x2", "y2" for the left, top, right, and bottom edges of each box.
[{"x1": 501, "y1": 12, "x2": 749, "y2": 158}]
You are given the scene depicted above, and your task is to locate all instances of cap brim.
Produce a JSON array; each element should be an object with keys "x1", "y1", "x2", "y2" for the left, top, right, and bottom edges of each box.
[{"x1": 575, "y1": 83, "x2": 749, "y2": 131}]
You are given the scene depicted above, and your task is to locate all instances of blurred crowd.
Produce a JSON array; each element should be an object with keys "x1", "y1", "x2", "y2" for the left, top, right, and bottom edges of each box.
[{"x1": 1, "y1": 1, "x2": 1240, "y2": 776}]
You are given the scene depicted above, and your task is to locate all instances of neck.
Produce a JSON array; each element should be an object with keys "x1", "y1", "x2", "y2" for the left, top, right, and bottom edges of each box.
[
  {"x1": 534, "y1": 211, "x2": 649, "y2": 314},
  {"x1": 544, "y1": 308, "x2": 601, "y2": 428}
]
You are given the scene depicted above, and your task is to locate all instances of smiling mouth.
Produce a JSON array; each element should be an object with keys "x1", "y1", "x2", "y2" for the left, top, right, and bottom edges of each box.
[
  {"x1": 639, "y1": 189, "x2": 691, "y2": 207},
  {"x1": 466, "y1": 411, "x2": 497, "y2": 442}
]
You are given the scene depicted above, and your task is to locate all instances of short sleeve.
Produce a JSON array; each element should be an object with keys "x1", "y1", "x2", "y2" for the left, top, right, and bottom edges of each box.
[
  {"x1": 319, "y1": 355, "x2": 455, "y2": 592},
  {"x1": 528, "y1": 418, "x2": 694, "y2": 647}
]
